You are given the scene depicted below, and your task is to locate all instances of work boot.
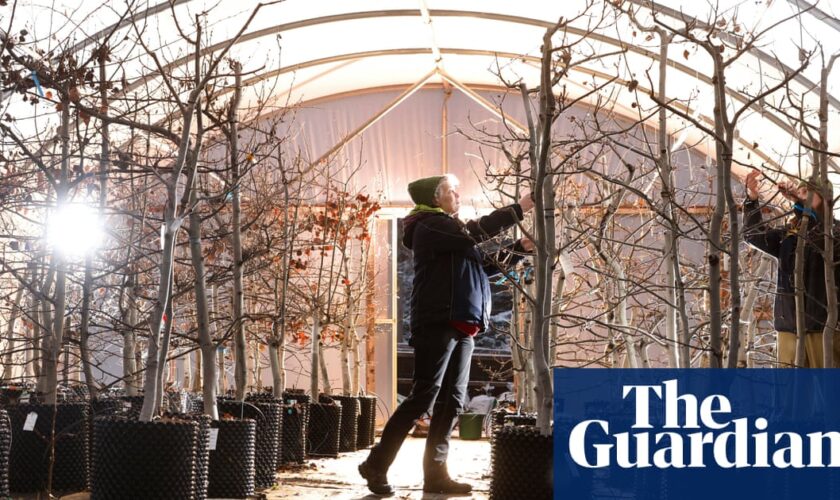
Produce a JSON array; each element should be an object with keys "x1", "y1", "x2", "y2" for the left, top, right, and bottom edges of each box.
[
  {"x1": 359, "y1": 460, "x2": 394, "y2": 496},
  {"x1": 423, "y1": 472, "x2": 473, "y2": 495}
]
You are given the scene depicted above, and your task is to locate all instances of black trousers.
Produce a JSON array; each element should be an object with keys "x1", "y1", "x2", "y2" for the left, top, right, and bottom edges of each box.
[{"x1": 366, "y1": 325, "x2": 474, "y2": 478}]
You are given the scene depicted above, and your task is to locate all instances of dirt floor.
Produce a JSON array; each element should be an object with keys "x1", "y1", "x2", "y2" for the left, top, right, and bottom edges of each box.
[
  {"x1": 14, "y1": 435, "x2": 491, "y2": 500},
  {"x1": 268, "y1": 436, "x2": 492, "y2": 499}
]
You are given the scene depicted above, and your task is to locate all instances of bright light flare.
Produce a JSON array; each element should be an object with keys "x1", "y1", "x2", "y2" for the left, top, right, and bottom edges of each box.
[{"x1": 47, "y1": 203, "x2": 104, "y2": 257}]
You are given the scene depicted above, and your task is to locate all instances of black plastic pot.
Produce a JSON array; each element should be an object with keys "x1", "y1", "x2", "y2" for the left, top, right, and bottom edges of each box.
[
  {"x1": 490, "y1": 425, "x2": 552, "y2": 500},
  {"x1": 245, "y1": 393, "x2": 288, "y2": 466},
  {"x1": 90, "y1": 398, "x2": 126, "y2": 419},
  {"x1": 8, "y1": 402, "x2": 89, "y2": 494},
  {"x1": 0, "y1": 387, "x2": 24, "y2": 406},
  {"x1": 357, "y1": 395, "x2": 377, "y2": 449},
  {"x1": 325, "y1": 395, "x2": 360, "y2": 452},
  {"x1": 119, "y1": 395, "x2": 145, "y2": 419},
  {"x1": 280, "y1": 403, "x2": 307, "y2": 464},
  {"x1": 91, "y1": 416, "x2": 199, "y2": 499},
  {"x1": 489, "y1": 408, "x2": 510, "y2": 442},
  {"x1": 163, "y1": 412, "x2": 210, "y2": 500},
  {"x1": 307, "y1": 399, "x2": 342, "y2": 458},
  {"x1": 0, "y1": 409, "x2": 11, "y2": 497},
  {"x1": 503, "y1": 413, "x2": 537, "y2": 427},
  {"x1": 207, "y1": 418, "x2": 256, "y2": 498},
  {"x1": 190, "y1": 396, "x2": 205, "y2": 415},
  {"x1": 219, "y1": 399, "x2": 281, "y2": 489},
  {"x1": 283, "y1": 391, "x2": 311, "y2": 456}
]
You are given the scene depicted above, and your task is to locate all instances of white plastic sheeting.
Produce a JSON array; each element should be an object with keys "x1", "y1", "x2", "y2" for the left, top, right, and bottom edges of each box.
[{"x1": 7, "y1": 0, "x2": 840, "y2": 192}]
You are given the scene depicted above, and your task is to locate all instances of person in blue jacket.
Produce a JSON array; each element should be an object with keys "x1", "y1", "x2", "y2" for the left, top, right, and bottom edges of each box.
[
  {"x1": 359, "y1": 174, "x2": 534, "y2": 495},
  {"x1": 743, "y1": 169, "x2": 840, "y2": 367}
]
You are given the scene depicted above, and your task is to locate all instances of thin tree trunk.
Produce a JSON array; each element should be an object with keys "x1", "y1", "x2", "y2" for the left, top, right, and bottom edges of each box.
[
  {"x1": 37, "y1": 265, "x2": 56, "y2": 394},
  {"x1": 723, "y1": 135, "x2": 742, "y2": 369},
  {"x1": 521, "y1": 29, "x2": 555, "y2": 435},
  {"x1": 25, "y1": 276, "x2": 38, "y2": 381},
  {"x1": 309, "y1": 314, "x2": 321, "y2": 397},
  {"x1": 708, "y1": 52, "x2": 727, "y2": 369},
  {"x1": 192, "y1": 350, "x2": 202, "y2": 393},
  {"x1": 181, "y1": 348, "x2": 191, "y2": 390},
  {"x1": 522, "y1": 286, "x2": 535, "y2": 412},
  {"x1": 79, "y1": 255, "x2": 98, "y2": 397},
  {"x1": 229, "y1": 62, "x2": 247, "y2": 401},
  {"x1": 77, "y1": 53, "x2": 111, "y2": 399},
  {"x1": 251, "y1": 339, "x2": 260, "y2": 391},
  {"x1": 742, "y1": 256, "x2": 771, "y2": 367},
  {"x1": 340, "y1": 254, "x2": 353, "y2": 395},
  {"x1": 124, "y1": 277, "x2": 138, "y2": 396},
  {"x1": 319, "y1": 336, "x2": 331, "y2": 395},
  {"x1": 3, "y1": 282, "x2": 25, "y2": 381},
  {"x1": 211, "y1": 286, "x2": 225, "y2": 395},
  {"x1": 269, "y1": 283, "x2": 285, "y2": 399},
  {"x1": 794, "y1": 204, "x2": 811, "y2": 367},
  {"x1": 609, "y1": 257, "x2": 640, "y2": 368},
  {"x1": 154, "y1": 286, "x2": 175, "y2": 415},
  {"x1": 819, "y1": 55, "x2": 839, "y2": 368},
  {"x1": 654, "y1": 32, "x2": 683, "y2": 369},
  {"x1": 138, "y1": 198, "x2": 180, "y2": 421},
  {"x1": 45, "y1": 100, "x2": 71, "y2": 405}
]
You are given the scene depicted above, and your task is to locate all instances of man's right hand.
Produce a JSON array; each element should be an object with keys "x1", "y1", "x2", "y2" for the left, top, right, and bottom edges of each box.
[{"x1": 745, "y1": 170, "x2": 761, "y2": 200}]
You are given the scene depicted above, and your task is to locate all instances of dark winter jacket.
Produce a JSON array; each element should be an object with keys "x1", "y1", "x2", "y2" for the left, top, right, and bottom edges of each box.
[
  {"x1": 402, "y1": 204, "x2": 526, "y2": 339},
  {"x1": 743, "y1": 198, "x2": 840, "y2": 332}
]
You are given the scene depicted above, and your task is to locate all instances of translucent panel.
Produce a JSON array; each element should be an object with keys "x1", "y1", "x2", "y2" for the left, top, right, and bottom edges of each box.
[{"x1": 8, "y1": 0, "x2": 840, "y2": 182}]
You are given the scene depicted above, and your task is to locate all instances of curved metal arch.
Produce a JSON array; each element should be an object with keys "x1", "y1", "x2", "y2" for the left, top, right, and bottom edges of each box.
[
  {"x1": 198, "y1": 46, "x2": 792, "y2": 171},
  {"x1": 25, "y1": 3, "x2": 828, "y2": 174},
  {"x1": 786, "y1": 0, "x2": 840, "y2": 33},
  {"x1": 234, "y1": 64, "x2": 784, "y2": 176},
  {"x1": 72, "y1": 4, "x2": 840, "y2": 113},
  {"x1": 102, "y1": 8, "x2": 823, "y2": 172},
  {"x1": 623, "y1": 0, "x2": 840, "y2": 108}
]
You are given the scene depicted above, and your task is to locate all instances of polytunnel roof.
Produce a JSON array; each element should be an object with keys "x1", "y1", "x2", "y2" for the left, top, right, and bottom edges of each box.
[{"x1": 9, "y1": 0, "x2": 840, "y2": 196}]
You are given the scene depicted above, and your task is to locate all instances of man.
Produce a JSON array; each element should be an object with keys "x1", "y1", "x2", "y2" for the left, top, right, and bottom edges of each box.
[
  {"x1": 359, "y1": 174, "x2": 534, "y2": 495},
  {"x1": 743, "y1": 169, "x2": 840, "y2": 367}
]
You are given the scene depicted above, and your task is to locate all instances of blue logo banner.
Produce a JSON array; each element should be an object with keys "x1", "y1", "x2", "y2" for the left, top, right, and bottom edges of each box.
[{"x1": 554, "y1": 369, "x2": 840, "y2": 500}]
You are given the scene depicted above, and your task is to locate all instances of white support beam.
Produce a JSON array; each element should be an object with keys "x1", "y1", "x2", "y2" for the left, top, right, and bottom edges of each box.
[
  {"x1": 418, "y1": 0, "x2": 443, "y2": 67},
  {"x1": 312, "y1": 68, "x2": 437, "y2": 165},
  {"x1": 438, "y1": 69, "x2": 529, "y2": 135}
]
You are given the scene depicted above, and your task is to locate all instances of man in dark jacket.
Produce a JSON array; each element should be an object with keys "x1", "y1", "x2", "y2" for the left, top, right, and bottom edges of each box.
[
  {"x1": 744, "y1": 169, "x2": 840, "y2": 367},
  {"x1": 359, "y1": 174, "x2": 534, "y2": 495}
]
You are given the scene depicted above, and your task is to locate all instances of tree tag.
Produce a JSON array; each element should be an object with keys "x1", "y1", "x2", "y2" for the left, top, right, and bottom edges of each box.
[
  {"x1": 208, "y1": 428, "x2": 219, "y2": 450},
  {"x1": 23, "y1": 412, "x2": 37, "y2": 431},
  {"x1": 20, "y1": 393, "x2": 30, "y2": 403}
]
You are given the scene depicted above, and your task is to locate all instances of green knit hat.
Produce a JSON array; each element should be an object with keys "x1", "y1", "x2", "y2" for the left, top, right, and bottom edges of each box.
[{"x1": 408, "y1": 175, "x2": 445, "y2": 207}]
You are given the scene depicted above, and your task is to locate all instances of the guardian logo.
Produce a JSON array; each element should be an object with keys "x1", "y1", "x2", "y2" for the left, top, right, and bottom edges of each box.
[{"x1": 569, "y1": 379, "x2": 840, "y2": 469}]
